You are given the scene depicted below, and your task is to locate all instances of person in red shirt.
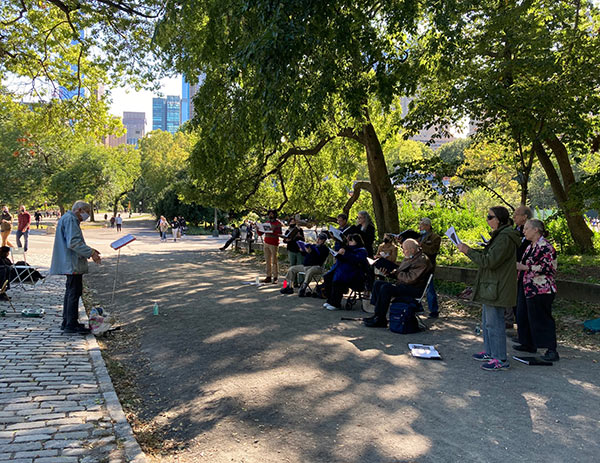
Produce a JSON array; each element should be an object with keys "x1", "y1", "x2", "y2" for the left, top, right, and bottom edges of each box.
[
  {"x1": 258, "y1": 209, "x2": 283, "y2": 283},
  {"x1": 17, "y1": 205, "x2": 32, "y2": 252}
]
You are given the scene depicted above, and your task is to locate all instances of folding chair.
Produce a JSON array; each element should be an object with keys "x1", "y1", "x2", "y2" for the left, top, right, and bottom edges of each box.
[
  {"x1": 414, "y1": 274, "x2": 434, "y2": 330},
  {"x1": 0, "y1": 280, "x2": 16, "y2": 312},
  {"x1": 10, "y1": 247, "x2": 26, "y2": 263}
]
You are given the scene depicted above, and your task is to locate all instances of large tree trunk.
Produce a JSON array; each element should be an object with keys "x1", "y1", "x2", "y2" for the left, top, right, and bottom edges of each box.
[
  {"x1": 533, "y1": 139, "x2": 594, "y2": 252},
  {"x1": 89, "y1": 199, "x2": 95, "y2": 222},
  {"x1": 360, "y1": 122, "x2": 400, "y2": 237}
]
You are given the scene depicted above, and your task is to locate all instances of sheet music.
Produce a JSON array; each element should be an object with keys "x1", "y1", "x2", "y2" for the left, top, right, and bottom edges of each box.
[
  {"x1": 444, "y1": 226, "x2": 462, "y2": 246},
  {"x1": 328, "y1": 225, "x2": 344, "y2": 241},
  {"x1": 110, "y1": 234, "x2": 136, "y2": 250}
]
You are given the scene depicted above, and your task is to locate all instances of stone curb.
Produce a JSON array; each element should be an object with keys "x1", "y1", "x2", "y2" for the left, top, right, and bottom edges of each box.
[{"x1": 83, "y1": 323, "x2": 147, "y2": 463}]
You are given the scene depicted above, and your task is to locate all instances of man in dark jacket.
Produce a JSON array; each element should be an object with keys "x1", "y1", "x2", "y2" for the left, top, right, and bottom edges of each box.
[
  {"x1": 365, "y1": 239, "x2": 433, "y2": 328},
  {"x1": 418, "y1": 217, "x2": 442, "y2": 318},
  {"x1": 508, "y1": 205, "x2": 533, "y2": 329}
]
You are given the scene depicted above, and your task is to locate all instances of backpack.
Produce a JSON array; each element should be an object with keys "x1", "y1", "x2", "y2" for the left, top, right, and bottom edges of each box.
[
  {"x1": 583, "y1": 318, "x2": 600, "y2": 334},
  {"x1": 389, "y1": 298, "x2": 421, "y2": 334}
]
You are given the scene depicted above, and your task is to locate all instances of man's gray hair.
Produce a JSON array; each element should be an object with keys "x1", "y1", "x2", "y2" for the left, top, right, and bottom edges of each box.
[
  {"x1": 420, "y1": 217, "x2": 432, "y2": 226},
  {"x1": 71, "y1": 201, "x2": 91, "y2": 212},
  {"x1": 516, "y1": 205, "x2": 533, "y2": 219}
]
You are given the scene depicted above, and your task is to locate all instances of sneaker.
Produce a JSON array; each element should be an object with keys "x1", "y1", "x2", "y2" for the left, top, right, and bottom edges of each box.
[
  {"x1": 261, "y1": 277, "x2": 272, "y2": 283},
  {"x1": 428, "y1": 312, "x2": 439, "y2": 319},
  {"x1": 541, "y1": 350, "x2": 560, "y2": 362},
  {"x1": 272, "y1": 278, "x2": 278, "y2": 284},
  {"x1": 323, "y1": 303, "x2": 340, "y2": 311},
  {"x1": 280, "y1": 286, "x2": 293, "y2": 295},
  {"x1": 472, "y1": 351, "x2": 492, "y2": 362},
  {"x1": 481, "y1": 359, "x2": 510, "y2": 371}
]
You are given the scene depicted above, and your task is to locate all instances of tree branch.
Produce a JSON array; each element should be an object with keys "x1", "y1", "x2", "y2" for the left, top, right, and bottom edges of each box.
[{"x1": 342, "y1": 181, "x2": 373, "y2": 216}]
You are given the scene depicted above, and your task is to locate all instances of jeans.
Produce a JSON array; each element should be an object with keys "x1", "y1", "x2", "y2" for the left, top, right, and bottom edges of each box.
[
  {"x1": 371, "y1": 279, "x2": 422, "y2": 319},
  {"x1": 16, "y1": 229, "x2": 29, "y2": 252},
  {"x1": 481, "y1": 304, "x2": 507, "y2": 361},
  {"x1": 426, "y1": 279, "x2": 439, "y2": 314},
  {"x1": 62, "y1": 274, "x2": 83, "y2": 329}
]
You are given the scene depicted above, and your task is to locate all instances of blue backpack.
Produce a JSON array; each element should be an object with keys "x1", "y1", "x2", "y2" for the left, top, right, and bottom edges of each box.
[
  {"x1": 583, "y1": 318, "x2": 600, "y2": 334},
  {"x1": 389, "y1": 298, "x2": 421, "y2": 334}
]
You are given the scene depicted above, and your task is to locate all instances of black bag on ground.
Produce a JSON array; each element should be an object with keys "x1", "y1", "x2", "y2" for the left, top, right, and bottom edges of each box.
[{"x1": 389, "y1": 297, "x2": 421, "y2": 334}]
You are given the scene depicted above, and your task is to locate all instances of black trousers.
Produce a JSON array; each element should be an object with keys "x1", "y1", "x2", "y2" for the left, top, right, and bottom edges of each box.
[
  {"x1": 62, "y1": 274, "x2": 83, "y2": 329},
  {"x1": 516, "y1": 284, "x2": 557, "y2": 350},
  {"x1": 371, "y1": 280, "x2": 422, "y2": 319},
  {"x1": 323, "y1": 271, "x2": 349, "y2": 308}
]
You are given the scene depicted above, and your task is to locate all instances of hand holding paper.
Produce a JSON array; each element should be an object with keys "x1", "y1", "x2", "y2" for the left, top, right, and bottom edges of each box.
[{"x1": 444, "y1": 226, "x2": 462, "y2": 246}]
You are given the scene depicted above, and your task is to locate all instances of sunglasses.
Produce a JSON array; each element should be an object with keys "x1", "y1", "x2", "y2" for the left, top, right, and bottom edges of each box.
[{"x1": 487, "y1": 214, "x2": 496, "y2": 221}]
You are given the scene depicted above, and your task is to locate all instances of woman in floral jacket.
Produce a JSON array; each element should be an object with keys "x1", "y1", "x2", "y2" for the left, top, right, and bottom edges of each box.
[{"x1": 514, "y1": 219, "x2": 560, "y2": 362}]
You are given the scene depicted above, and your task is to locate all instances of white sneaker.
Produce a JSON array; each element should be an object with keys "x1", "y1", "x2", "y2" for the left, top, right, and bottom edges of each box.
[{"x1": 324, "y1": 303, "x2": 339, "y2": 311}]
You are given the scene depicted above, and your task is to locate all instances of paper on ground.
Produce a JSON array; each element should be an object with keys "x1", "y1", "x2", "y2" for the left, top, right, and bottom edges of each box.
[
  {"x1": 408, "y1": 343, "x2": 442, "y2": 359},
  {"x1": 444, "y1": 226, "x2": 462, "y2": 246}
]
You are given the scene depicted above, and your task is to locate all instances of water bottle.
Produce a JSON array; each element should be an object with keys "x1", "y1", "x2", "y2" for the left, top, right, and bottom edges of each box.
[
  {"x1": 474, "y1": 324, "x2": 481, "y2": 335},
  {"x1": 255, "y1": 276, "x2": 260, "y2": 285},
  {"x1": 153, "y1": 302, "x2": 159, "y2": 315}
]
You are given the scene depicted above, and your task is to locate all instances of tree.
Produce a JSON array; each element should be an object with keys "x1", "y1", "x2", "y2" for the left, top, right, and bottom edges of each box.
[
  {"x1": 406, "y1": 0, "x2": 600, "y2": 251},
  {"x1": 154, "y1": 1, "x2": 428, "y2": 236}
]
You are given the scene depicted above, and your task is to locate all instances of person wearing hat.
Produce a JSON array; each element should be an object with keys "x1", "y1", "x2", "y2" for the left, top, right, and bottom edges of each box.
[
  {"x1": 419, "y1": 217, "x2": 442, "y2": 318},
  {"x1": 280, "y1": 232, "x2": 330, "y2": 296}
]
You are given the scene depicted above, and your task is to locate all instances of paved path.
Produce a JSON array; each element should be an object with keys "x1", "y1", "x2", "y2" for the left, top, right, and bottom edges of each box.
[{"x1": 0, "y1": 250, "x2": 146, "y2": 463}]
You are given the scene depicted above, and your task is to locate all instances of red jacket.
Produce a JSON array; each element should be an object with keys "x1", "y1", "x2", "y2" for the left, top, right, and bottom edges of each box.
[{"x1": 18, "y1": 212, "x2": 31, "y2": 232}]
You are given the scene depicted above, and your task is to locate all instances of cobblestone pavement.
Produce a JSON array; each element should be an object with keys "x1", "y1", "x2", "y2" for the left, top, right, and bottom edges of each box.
[{"x1": 0, "y1": 252, "x2": 146, "y2": 463}]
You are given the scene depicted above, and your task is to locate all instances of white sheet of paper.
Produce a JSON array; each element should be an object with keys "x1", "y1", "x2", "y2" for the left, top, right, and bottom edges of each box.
[
  {"x1": 328, "y1": 225, "x2": 344, "y2": 241},
  {"x1": 444, "y1": 226, "x2": 462, "y2": 246},
  {"x1": 408, "y1": 343, "x2": 442, "y2": 359},
  {"x1": 329, "y1": 248, "x2": 339, "y2": 257},
  {"x1": 257, "y1": 222, "x2": 272, "y2": 233}
]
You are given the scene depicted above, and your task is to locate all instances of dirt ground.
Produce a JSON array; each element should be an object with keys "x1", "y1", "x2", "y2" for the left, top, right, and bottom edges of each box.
[{"x1": 71, "y1": 218, "x2": 600, "y2": 463}]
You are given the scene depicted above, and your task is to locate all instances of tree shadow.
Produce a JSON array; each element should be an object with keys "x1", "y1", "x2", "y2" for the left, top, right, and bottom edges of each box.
[{"x1": 86, "y1": 246, "x2": 600, "y2": 463}]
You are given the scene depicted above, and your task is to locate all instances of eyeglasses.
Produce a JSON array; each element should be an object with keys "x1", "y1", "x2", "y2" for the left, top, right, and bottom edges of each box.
[{"x1": 487, "y1": 214, "x2": 496, "y2": 221}]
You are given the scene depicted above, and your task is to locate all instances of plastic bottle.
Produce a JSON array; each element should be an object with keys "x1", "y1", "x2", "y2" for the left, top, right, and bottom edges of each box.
[
  {"x1": 474, "y1": 324, "x2": 481, "y2": 335},
  {"x1": 153, "y1": 302, "x2": 159, "y2": 315},
  {"x1": 255, "y1": 276, "x2": 260, "y2": 285}
]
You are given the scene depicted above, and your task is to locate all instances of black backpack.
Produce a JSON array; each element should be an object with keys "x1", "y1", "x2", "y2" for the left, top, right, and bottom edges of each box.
[{"x1": 389, "y1": 298, "x2": 421, "y2": 334}]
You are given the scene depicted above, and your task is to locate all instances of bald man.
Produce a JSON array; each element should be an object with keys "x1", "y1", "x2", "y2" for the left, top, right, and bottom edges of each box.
[{"x1": 364, "y1": 239, "x2": 433, "y2": 328}]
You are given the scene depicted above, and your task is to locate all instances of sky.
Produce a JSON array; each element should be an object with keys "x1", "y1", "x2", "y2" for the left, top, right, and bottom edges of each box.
[{"x1": 108, "y1": 76, "x2": 182, "y2": 124}]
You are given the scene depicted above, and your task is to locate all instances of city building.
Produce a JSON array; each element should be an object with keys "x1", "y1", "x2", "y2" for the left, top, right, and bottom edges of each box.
[
  {"x1": 123, "y1": 112, "x2": 146, "y2": 146},
  {"x1": 181, "y1": 74, "x2": 205, "y2": 124},
  {"x1": 152, "y1": 95, "x2": 181, "y2": 134}
]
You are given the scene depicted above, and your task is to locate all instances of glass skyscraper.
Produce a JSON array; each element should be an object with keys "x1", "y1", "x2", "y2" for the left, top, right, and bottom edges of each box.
[
  {"x1": 152, "y1": 96, "x2": 181, "y2": 134},
  {"x1": 181, "y1": 74, "x2": 205, "y2": 124}
]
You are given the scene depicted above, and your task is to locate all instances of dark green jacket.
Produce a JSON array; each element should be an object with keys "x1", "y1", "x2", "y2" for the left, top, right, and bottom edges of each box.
[{"x1": 467, "y1": 224, "x2": 521, "y2": 308}]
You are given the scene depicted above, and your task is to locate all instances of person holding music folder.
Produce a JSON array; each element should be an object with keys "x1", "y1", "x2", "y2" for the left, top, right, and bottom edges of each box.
[
  {"x1": 364, "y1": 239, "x2": 432, "y2": 328},
  {"x1": 280, "y1": 232, "x2": 329, "y2": 296},
  {"x1": 49, "y1": 201, "x2": 101, "y2": 335},
  {"x1": 257, "y1": 209, "x2": 283, "y2": 283},
  {"x1": 330, "y1": 213, "x2": 352, "y2": 251},
  {"x1": 458, "y1": 206, "x2": 520, "y2": 371},
  {"x1": 322, "y1": 233, "x2": 369, "y2": 311},
  {"x1": 283, "y1": 217, "x2": 305, "y2": 266},
  {"x1": 376, "y1": 233, "x2": 398, "y2": 264},
  {"x1": 418, "y1": 218, "x2": 442, "y2": 318}
]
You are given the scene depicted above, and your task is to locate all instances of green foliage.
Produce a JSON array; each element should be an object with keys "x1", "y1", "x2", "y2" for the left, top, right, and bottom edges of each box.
[{"x1": 153, "y1": 188, "x2": 218, "y2": 226}]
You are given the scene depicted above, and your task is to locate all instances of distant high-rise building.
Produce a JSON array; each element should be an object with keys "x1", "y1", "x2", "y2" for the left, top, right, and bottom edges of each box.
[
  {"x1": 123, "y1": 112, "x2": 146, "y2": 146},
  {"x1": 181, "y1": 74, "x2": 205, "y2": 124},
  {"x1": 152, "y1": 95, "x2": 181, "y2": 134},
  {"x1": 166, "y1": 96, "x2": 181, "y2": 134},
  {"x1": 152, "y1": 98, "x2": 167, "y2": 131}
]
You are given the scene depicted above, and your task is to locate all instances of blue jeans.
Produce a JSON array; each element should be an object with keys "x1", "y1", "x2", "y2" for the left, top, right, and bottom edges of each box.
[
  {"x1": 481, "y1": 304, "x2": 507, "y2": 361},
  {"x1": 427, "y1": 279, "x2": 439, "y2": 314},
  {"x1": 16, "y1": 229, "x2": 29, "y2": 252}
]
